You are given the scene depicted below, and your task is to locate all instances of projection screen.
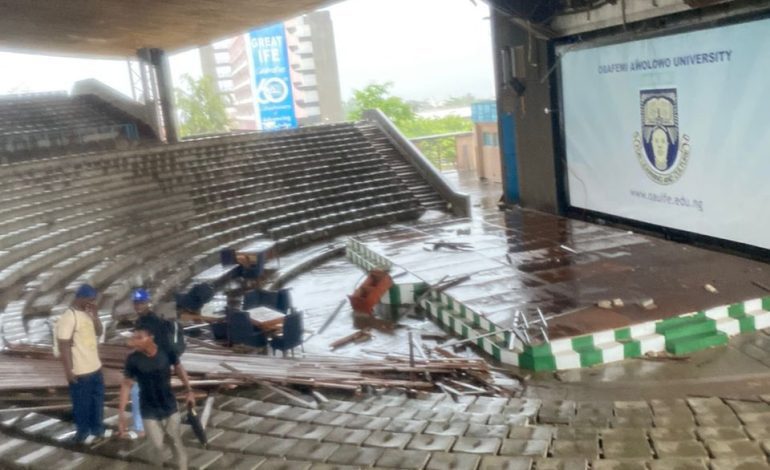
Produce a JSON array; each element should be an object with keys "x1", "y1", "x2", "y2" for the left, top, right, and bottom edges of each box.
[{"x1": 559, "y1": 17, "x2": 770, "y2": 250}]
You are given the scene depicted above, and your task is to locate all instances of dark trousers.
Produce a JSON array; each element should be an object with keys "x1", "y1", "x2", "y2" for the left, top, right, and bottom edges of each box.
[{"x1": 68, "y1": 369, "x2": 105, "y2": 440}]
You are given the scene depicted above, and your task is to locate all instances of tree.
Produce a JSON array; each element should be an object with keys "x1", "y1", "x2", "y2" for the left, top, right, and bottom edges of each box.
[
  {"x1": 347, "y1": 82, "x2": 415, "y2": 128},
  {"x1": 175, "y1": 74, "x2": 231, "y2": 138},
  {"x1": 347, "y1": 82, "x2": 473, "y2": 169},
  {"x1": 441, "y1": 93, "x2": 476, "y2": 108}
]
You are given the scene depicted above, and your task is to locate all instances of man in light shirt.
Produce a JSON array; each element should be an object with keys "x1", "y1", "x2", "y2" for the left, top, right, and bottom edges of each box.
[{"x1": 57, "y1": 284, "x2": 105, "y2": 444}]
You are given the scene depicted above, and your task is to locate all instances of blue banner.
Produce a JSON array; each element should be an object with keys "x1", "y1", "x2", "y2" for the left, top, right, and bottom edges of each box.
[{"x1": 249, "y1": 23, "x2": 297, "y2": 130}]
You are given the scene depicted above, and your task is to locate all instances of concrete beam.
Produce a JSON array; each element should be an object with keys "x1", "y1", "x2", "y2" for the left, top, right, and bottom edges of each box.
[{"x1": 0, "y1": 0, "x2": 342, "y2": 57}]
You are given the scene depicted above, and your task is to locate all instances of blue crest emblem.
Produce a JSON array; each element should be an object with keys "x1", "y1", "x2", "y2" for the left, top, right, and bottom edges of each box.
[{"x1": 633, "y1": 88, "x2": 691, "y2": 185}]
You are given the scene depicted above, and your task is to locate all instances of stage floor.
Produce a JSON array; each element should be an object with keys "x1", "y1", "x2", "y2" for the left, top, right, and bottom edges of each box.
[{"x1": 353, "y1": 207, "x2": 770, "y2": 340}]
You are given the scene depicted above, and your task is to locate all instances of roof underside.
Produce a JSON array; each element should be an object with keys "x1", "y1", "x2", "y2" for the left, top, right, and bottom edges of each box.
[{"x1": 0, "y1": 0, "x2": 338, "y2": 57}]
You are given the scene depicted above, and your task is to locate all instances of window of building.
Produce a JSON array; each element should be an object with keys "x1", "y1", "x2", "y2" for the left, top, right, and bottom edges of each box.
[{"x1": 482, "y1": 132, "x2": 498, "y2": 147}]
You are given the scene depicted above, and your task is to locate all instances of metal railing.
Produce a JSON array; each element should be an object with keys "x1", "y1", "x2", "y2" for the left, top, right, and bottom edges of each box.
[{"x1": 410, "y1": 131, "x2": 473, "y2": 172}]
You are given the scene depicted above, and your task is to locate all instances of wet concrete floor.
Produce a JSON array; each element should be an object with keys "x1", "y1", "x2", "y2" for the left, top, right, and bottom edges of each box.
[
  {"x1": 287, "y1": 170, "x2": 770, "y2": 398},
  {"x1": 350, "y1": 175, "x2": 770, "y2": 339}
]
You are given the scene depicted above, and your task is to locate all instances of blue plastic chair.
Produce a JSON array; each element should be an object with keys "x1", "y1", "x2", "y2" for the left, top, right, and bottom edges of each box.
[
  {"x1": 242, "y1": 288, "x2": 292, "y2": 313},
  {"x1": 227, "y1": 309, "x2": 267, "y2": 349},
  {"x1": 270, "y1": 311, "x2": 303, "y2": 357},
  {"x1": 210, "y1": 321, "x2": 228, "y2": 341}
]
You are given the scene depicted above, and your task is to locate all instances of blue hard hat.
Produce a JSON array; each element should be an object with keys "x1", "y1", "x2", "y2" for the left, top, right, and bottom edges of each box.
[
  {"x1": 75, "y1": 284, "x2": 97, "y2": 299},
  {"x1": 132, "y1": 288, "x2": 151, "y2": 303}
]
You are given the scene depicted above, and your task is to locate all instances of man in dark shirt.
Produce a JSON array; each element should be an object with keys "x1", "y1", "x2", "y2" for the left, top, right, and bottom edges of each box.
[
  {"x1": 118, "y1": 327, "x2": 195, "y2": 470},
  {"x1": 128, "y1": 288, "x2": 172, "y2": 439}
]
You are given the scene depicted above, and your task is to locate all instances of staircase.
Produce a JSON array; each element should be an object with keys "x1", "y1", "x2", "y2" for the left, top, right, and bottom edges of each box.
[{"x1": 357, "y1": 123, "x2": 449, "y2": 212}]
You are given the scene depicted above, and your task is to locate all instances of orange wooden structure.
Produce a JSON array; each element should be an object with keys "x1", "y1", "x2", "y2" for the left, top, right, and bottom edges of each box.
[{"x1": 348, "y1": 269, "x2": 393, "y2": 315}]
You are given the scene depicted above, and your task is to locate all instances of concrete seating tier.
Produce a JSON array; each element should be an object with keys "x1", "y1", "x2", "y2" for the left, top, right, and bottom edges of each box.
[
  {"x1": 0, "y1": 92, "x2": 156, "y2": 160},
  {"x1": 0, "y1": 122, "x2": 434, "y2": 342},
  {"x1": 0, "y1": 93, "x2": 119, "y2": 135}
]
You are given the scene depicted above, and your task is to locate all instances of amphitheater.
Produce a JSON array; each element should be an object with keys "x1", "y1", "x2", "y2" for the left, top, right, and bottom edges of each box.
[{"x1": 2, "y1": 1, "x2": 770, "y2": 469}]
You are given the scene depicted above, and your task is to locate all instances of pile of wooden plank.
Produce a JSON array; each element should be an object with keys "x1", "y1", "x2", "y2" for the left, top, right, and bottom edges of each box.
[{"x1": 2, "y1": 342, "x2": 492, "y2": 395}]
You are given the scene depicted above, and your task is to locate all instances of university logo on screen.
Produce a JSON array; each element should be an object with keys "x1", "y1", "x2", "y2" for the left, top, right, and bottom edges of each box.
[{"x1": 632, "y1": 88, "x2": 691, "y2": 185}]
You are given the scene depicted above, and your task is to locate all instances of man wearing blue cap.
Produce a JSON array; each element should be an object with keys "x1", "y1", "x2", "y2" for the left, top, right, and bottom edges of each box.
[
  {"x1": 57, "y1": 284, "x2": 105, "y2": 444},
  {"x1": 127, "y1": 288, "x2": 169, "y2": 438}
]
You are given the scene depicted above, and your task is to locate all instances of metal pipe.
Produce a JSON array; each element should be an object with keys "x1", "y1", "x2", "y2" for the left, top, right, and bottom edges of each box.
[{"x1": 408, "y1": 331, "x2": 415, "y2": 368}]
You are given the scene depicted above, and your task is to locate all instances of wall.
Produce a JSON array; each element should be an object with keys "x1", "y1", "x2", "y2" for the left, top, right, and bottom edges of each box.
[
  {"x1": 490, "y1": 1, "x2": 770, "y2": 215},
  {"x1": 478, "y1": 122, "x2": 502, "y2": 183},
  {"x1": 455, "y1": 134, "x2": 476, "y2": 172},
  {"x1": 492, "y1": 9, "x2": 559, "y2": 213}
]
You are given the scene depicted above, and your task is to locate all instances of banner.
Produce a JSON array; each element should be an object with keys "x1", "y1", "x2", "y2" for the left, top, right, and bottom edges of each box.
[
  {"x1": 560, "y1": 18, "x2": 770, "y2": 250},
  {"x1": 249, "y1": 23, "x2": 297, "y2": 130}
]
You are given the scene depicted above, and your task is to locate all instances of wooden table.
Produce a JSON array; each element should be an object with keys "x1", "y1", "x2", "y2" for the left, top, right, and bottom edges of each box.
[{"x1": 247, "y1": 306, "x2": 284, "y2": 333}]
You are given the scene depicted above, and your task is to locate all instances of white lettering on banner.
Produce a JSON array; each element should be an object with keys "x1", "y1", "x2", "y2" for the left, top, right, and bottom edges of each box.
[
  {"x1": 250, "y1": 36, "x2": 283, "y2": 49},
  {"x1": 255, "y1": 77, "x2": 290, "y2": 104},
  {"x1": 250, "y1": 36, "x2": 284, "y2": 64}
]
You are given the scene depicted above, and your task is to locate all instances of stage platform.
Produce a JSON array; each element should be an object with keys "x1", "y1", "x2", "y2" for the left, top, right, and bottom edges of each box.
[{"x1": 347, "y1": 208, "x2": 770, "y2": 370}]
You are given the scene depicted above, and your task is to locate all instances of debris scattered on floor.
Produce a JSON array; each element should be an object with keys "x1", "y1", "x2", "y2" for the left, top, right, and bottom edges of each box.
[
  {"x1": 330, "y1": 329, "x2": 372, "y2": 350},
  {"x1": 704, "y1": 283, "x2": 719, "y2": 294},
  {"x1": 423, "y1": 240, "x2": 473, "y2": 251},
  {"x1": 642, "y1": 351, "x2": 691, "y2": 362},
  {"x1": 752, "y1": 280, "x2": 770, "y2": 292},
  {"x1": 3, "y1": 342, "x2": 501, "y2": 397},
  {"x1": 597, "y1": 298, "x2": 625, "y2": 309},
  {"x1": 639, "y1": 298, "x2": 657, "y2": 310}
]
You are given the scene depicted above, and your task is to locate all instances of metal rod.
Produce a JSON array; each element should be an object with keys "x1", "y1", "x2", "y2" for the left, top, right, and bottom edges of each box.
[
  {"x1": 441, "y1": 328, "x2": 512, "y2": 349},
  {"x1": 408, "y1": 331, "x2": 415, "y2": 368},
  {"x1": 200, "y1": 395, "x2": 215, "y2": 429}
]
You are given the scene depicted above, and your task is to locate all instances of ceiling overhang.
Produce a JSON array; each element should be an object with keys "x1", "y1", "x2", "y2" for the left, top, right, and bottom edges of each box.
[{"x1": 0, "y1": 0, "x2": 339, "y2": 58}]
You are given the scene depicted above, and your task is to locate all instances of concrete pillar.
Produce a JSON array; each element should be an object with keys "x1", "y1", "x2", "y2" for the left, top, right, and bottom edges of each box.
[
  {"x1": 148, "y1": 48, "x2": 179, "y2": 144},
  {"x1": 306, "y1": 11, "x2": 344, "y2": 123},
  {"x1": 491, "y1": 9, "x2": 560, "y2": 214}
]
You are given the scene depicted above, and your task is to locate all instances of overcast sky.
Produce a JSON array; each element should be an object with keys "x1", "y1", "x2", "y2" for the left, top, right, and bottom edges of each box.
[
  {"x1": 326, "y1": 0, "x2": 494, "y2": 101},
  {"x1": 0, "y1": 0, "x2": 494, "y2": 103}
]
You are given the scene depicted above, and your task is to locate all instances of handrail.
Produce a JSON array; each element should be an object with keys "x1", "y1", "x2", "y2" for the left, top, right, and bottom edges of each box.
[
  {"x1": 410, "y1": 131, "x2": 473, "y2": 142},
  {"x1": 363, "y1": 109, "x2": 471, "y2": 217}
]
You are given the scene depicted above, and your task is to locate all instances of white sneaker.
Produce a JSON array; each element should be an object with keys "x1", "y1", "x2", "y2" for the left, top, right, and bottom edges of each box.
[{"x1": 83, "y1": 435, "x2": 97, "y2": 445}]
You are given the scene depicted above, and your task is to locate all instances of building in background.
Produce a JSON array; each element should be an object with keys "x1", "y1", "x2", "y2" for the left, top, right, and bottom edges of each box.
[
  {"x1": 455, "y1": 100, "x2": 501, "y2": 183},
  {"x1": 201, "y1": 11, "x2": 344, "y2": 131}
]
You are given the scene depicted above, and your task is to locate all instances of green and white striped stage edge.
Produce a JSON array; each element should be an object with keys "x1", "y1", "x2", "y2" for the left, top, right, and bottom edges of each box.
[
  {"x1": 346, "y1": 236, "x2": 770, "y2": 371},
  {"x1": 346, "y1": 238, "x2": 392, "y2": 270},
  {"x1": 420, "y1": 296, "x2": 520, "y2": 366},
  {"x1": 423, "y1": 292, "x2": 770, "y2": 371}
]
